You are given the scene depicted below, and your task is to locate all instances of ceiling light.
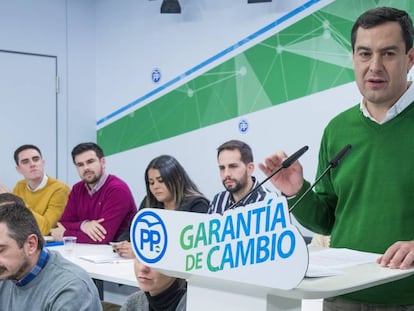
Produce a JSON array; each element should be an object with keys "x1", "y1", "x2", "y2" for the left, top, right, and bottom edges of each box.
[
  {"x1": 161, "y1": 0, "x2": 181, "y2": 14},
  {"x1": 247, "y1": 0, "x2": 272, "y2": 3}
]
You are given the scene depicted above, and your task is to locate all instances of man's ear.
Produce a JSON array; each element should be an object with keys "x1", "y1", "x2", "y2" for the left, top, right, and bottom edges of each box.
[
  {"x1": 408, "y1": 47, "x2": 414, "y2": 70},
  {"x1": 247, "y1": 162, "x2": 255, "y2": 175},
  {"x1": 25, "y1": 234, "x2": 39, "y2": 255}
]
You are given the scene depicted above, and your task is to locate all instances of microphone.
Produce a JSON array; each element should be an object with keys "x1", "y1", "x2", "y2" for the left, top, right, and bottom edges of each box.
[
  {"x1": 281, "y1": 145, "x2": 310, "y2": 168},
  {"x1": 329, "y1": 144, "x2": 352, "y2": 168},
  {"x1": 288, "y1": 144, "x2": 352, "y2": 213},
  {"x1": 229, "y1": 145, "x2": 309, "y2": 210}
]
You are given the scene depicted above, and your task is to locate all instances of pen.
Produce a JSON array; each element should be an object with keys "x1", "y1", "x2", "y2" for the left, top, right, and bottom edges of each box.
[{"x1": 112, "y1": 260, "x2": 133, "y2": 264}]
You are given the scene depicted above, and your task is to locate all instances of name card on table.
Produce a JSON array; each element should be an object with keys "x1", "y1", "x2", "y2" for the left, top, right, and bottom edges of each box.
[{"x1": 130, "y1": 194, "x2": 308, "y2": 290}]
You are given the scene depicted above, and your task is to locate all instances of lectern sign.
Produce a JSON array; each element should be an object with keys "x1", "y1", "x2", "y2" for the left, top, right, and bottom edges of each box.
[{"x1": 131, "y1": 194, "x2": 308, "y2": 289}]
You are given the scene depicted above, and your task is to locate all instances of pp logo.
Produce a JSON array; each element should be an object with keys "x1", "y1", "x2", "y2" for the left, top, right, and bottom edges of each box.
[
  {"x1": 238, "y1": 119, "x2": 249, "y2": 134},
  {"x1": 131, "y1": 210, "x2": 168, "y2": 264},
  {"x1": 151, "y1": 68, "x2": 161, "y2": 83}
]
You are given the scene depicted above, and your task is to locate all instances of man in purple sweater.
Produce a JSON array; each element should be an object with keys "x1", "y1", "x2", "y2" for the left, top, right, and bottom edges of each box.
[{"x1": 51, "y1": 142, "x2": 137, "y2": 244}]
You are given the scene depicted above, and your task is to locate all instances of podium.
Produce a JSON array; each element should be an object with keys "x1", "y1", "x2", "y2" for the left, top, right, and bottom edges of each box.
[
  {"x1": 130, "y1": 196, "x2": 414, "y2": 311},
  {"x1": 185, "y1": 249, "x2": 414, "y2": 310}
]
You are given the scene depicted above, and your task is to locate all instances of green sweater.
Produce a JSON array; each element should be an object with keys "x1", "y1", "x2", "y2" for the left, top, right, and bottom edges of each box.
[{"x1": 291, "y1": 102, "x2": 414, "y2": 305}]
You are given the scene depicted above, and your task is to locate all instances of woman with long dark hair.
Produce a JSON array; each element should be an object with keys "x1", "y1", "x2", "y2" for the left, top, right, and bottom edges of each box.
[
  {"x1": 141, "y1": 155, "x2": 209, "y2": 212},
  {"x1": 113, "y1": 155, "x2": 209, "y2": 258}
]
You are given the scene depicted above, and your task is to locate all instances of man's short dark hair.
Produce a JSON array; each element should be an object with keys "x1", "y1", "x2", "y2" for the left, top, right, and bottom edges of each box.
[
  {"x1": 71, "y1": 142, "x2": 105, "y2": 163},
  {"x1": 13, "y1": 144, "x2": 42, "y2": 165},
  {"x1": 217, "y1": 140, "x2": 253, "y2": 164},
  {"x1": 351, "y1": 7, "x2": 414, "y2": 53},
  {"x1": 0, "y1": 193, "x2": 26, "y2": 207},
  {"x1": 0, "y1": 193, "x2": 44, "y2": 250}
]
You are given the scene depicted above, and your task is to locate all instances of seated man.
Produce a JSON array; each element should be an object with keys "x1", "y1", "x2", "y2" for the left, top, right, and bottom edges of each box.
[
  {"x1": 208, "y1": 139, "x2": 275, "y2": 214},
  {"x1": 12, "y1": 144, "x2": 70, "y2": 235},
  {"x1": 51, "y1": 142, "x2": 137, "y2": 244},
  {"x1": 0, "y1": 193, "x2": 101, "y2": 310}
]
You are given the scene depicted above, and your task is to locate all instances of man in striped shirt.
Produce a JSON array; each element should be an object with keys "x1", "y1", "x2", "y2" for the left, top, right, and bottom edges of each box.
[{"x1": 208, "y1": 140, "x2": 274, "y2": 215}]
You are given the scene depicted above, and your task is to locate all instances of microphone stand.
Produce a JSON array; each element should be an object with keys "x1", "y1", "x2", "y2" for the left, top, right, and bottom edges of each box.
[
  {"x1": 229, "y1": 145, "x2": 309, "y2": 210},
  {"x1": 288, "y1": 144, "x2": 352, "y2": 213},
  {"x1": 229, "y1": 164, "x2": 286, "y2": 210},
  {"x1": 288, "y1": 165, "x2": 331, "y2": 213}
]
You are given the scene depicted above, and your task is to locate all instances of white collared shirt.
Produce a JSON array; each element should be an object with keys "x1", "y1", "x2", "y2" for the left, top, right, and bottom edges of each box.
[
  {"x1": 27, "y1": 174, "x2": 48, "y2": 192},
  {"x1": 360, "y1": 82, "x2": 414, "y2": 124}
]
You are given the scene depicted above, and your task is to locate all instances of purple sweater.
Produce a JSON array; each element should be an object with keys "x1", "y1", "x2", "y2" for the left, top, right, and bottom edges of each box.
[{"x1": 60, "y1": 175, "x2": 137, "y2": 244}]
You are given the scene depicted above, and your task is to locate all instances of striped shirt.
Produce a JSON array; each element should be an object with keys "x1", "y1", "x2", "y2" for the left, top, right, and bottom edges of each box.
[{"x1": 208, "y1": 176, "x2": 275, "y2": 215}]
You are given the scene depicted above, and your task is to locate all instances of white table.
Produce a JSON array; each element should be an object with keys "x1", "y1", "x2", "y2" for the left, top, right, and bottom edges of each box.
[
  {"x1": 47, "y1": 243, "x2": 414, "y2": 310},
  {"x1": 47, "y1": 243, "x2": 137, "y2": 287},
  {"x1": 186, "y1": 254, "x2": 414, "y2": 311},
  {"x1": 47, "y1": 243, "x2": 138, "y2": 301},
  {"x1": 272, "y1": 259, "x2": 414, "y2": 300}
]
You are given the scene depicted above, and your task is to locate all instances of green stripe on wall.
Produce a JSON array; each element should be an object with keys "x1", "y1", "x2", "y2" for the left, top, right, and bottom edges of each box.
[{"x1": 98, "y1": 0, "x2": 413, "y2": 156}]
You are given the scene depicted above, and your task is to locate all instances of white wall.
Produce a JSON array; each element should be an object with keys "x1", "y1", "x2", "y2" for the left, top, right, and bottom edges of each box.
[
  {"x1": 65, "y1": 0, "x2": 97, "y2": 184},
  {"x1": 0, "y1": 0, "x2": 340, "y2": 210},
  {"x1": 93, "y1": 0, "x2": 340, "y2": 239},
  {"x1": 95, "y1": 0, "x2": 327, "y2": 123},
  {"x1": 0, "y1": 0, "x2": 351, "y2": 241},
  {"x1": 0, "y1": 0, "x2": 96, "y2": 185}
]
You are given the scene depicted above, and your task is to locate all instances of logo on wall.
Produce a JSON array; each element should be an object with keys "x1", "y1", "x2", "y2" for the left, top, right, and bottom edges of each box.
[
  {"x1": 238, "y1": 119, "x2": 249, "y2": 134},
  {"x1": 131, "y1": 210, "x2": 168, "y2": 263},
  {"x1": 151, "y1": 68, "x2": 162, "y2": 83}
]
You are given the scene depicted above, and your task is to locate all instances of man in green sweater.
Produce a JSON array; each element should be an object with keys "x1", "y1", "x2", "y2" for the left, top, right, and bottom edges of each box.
[
  {"x1": 260, "y1": 6, "x2": 414, "y2": 310},
  {"x1": 0, "y1": 193, "x2": 101, "y2": 310}
]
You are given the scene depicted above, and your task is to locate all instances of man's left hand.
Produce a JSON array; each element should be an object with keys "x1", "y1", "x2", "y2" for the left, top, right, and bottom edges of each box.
[
  {"x1": 50, "y1": 222, "x2": 66, "y2": 241},
  {"x1": 377, "y1": 241, "x2": 414, "y2": 269}
]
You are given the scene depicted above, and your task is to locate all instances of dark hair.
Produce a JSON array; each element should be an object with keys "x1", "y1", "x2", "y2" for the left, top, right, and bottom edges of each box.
[
  {"x1": 217, "y1": 140, "x2": 253, "y2": 164},
  {"x1": 144, "y1": 155, "x2": 203, "y2": 208},
  {"x1": 71, "y1": 142, "x2": 105, "y2": 163},
  {"x1": 13, "y1": 144, "x2": 42, "y2": 165},
  {"x1": 351, "y1": 7, "x2": 414, "y2": 53},
  {"x1": 0, "y1": 193, "x2": 25, "y2": 207},
  {"x1": 0, "y1": 193, "x2": 44, "y2": 250}
]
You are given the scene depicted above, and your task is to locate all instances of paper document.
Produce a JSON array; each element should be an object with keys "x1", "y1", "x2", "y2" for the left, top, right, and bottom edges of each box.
[
  {"x1": 306, "y1": 248, "x2": 381, "y2": 277},
  {"x1": 80, "y1": 254, "x2": 134, "y2": 264}
]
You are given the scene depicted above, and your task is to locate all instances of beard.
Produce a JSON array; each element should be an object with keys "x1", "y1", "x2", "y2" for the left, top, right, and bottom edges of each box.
[
  {"x1": 84, "y1": 175, "x2": 100, "y2": 185},
  {"x1": 223, "y1": 174, "x2": 249, "y2": 195},
  {"x1": 0, "y1": 266, "x2": 6, "y2": 277},
  {"x1": 223, "y1": 179, "x2": 243, "y2": 193},
  {"x1": 82, "y1": 170, "x2": 101, "y2": 185},
  {"x1": 0, "y1": 257, "x2": 31, "y2": 281}
]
